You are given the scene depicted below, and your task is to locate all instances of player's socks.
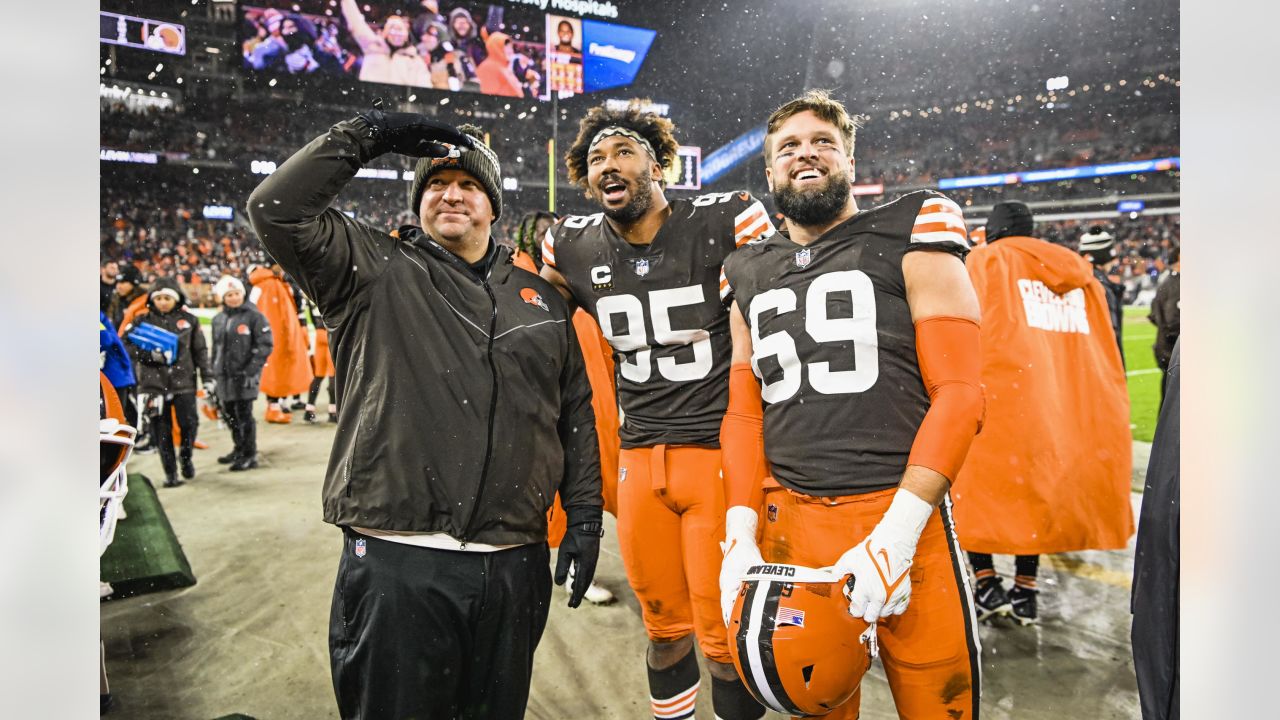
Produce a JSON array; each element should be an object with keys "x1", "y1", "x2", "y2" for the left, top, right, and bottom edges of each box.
[
  {"x1": 711, "y1": 674, "x2": 765, "y2": 720},
  {"x1": 1014, "y1": 554, "x2": 1040, "y2": 589},
  {"x1": 968, "y1": 551, "x2": 995, "y2": 578},
  {"x1": 648, "y1": 651, "x2": 699, "y2": 720}
]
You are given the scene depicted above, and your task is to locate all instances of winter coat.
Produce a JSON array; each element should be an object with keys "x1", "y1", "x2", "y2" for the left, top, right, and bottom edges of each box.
[
  {"x1": 340, "y1": 0, "x2": 432, "y2": 87},
  {"x1": 123, "y1": 279, "x2": 210, "y2": 397},
  {"x1": 1149, "y1": 271, "x2": 1180, "y2": 371},
  {"x1": 211, "y1": 302, "x2": 274, "y2": 402},
  {"x1": 115, "y1": 293, "x2": 149, "y2": 339},
  {"x1": 1094, "y1": 266, "x2": 1126, "y2": 367},
  {"x1": 246, "y1": 116, "x2": 602, "y2": 545},
  {"x1": 1132, "y1": 340, "x2": 1179, "y2": 720},
  {"x1": 476, "y1": 32, "x2": 522, "y2": 97},
  {"x1": 99, "y1": 312, "x2": 135, "y2": 390},
  {"x1": 952, "y1": 235, "x2": 1134, "y2": 554},
  {"x1": 248, "y1": 266, "x2": 312, "y2": 397},
  {"x1": 107, "y1": 286, "x2": 146, "y2": 333}
]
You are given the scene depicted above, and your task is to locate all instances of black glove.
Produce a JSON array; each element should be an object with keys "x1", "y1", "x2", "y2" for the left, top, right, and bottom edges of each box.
[
  {"x1": 553, "y1": 507, "x2": 604, "y2": 609},
  {"x1": 357, "y1": 101, "x2": 475, "y2": 159}
]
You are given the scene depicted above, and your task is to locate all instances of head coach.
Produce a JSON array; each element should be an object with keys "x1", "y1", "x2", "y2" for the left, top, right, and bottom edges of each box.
[{"x1": 246, "y1": 105, "x2": 603, "y2": 719}]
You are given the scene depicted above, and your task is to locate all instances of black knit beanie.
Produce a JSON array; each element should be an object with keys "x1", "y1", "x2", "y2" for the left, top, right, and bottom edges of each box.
[
  {"x1": 985, "y1": 201, "x2": 1034, "y2": 242},
  {"x1": 409, "y1": 124, "x2": 503, "y2": 220}
]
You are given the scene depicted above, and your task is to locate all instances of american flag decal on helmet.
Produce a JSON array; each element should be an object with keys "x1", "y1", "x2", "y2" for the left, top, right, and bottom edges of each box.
[{"x1": 776, "y1": 606, "x2": 806, "y2": 627}]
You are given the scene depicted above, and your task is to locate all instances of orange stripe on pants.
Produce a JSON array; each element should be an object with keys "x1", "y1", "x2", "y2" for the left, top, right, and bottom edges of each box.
[
  {"x1": 762, "y1": 487, "x2": 981, "y2": 720},
  {"x1": 616, "y1": 445, "x2": 731, "y2": 663}
]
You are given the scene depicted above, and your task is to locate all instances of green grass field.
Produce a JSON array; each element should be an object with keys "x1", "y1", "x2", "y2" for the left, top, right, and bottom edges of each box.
[{"x1": 1124, "y1": 306, "x2": 1163, "y2": 443}]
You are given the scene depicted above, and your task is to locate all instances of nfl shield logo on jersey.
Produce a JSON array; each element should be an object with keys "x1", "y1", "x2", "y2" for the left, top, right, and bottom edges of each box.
[
  {"x1": 354, "y1": 539, "x2": 367, "y2": 558},
  {"x1": 794, "y1": 248, "x2": 812, "y2": 268},
  {"x1": 634, "y1": 258, "x2": 650, "y2": 277}
]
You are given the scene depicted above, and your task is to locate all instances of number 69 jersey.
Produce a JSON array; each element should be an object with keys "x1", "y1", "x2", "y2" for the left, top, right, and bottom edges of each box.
[
  {"x1": 543, "y1": 191, "x2": 775, "y2": 448},
  {"x1": 722, "y1": 190, "x2": 969, "y2": 497}
]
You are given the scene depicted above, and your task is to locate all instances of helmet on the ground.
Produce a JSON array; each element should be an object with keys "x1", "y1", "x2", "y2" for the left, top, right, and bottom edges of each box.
[{"x1": 727, "y1": 564, "x2": 875, "y2": 717}]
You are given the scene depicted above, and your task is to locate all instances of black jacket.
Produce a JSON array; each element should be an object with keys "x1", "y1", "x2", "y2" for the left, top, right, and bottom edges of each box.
[
  {"x1": 107, "y1": 285, "x2": 147, "y2": 332},
  {"x1": 1132, "y1": 340, "x2": 1179, "y2": 720},
  {"x1": 211, "y1": 302, "x2": 274, "y2": 401},
  {"x1": 246, "y1": 117, "x2": 602, "y2": 545},
  {"x1": 1093, "y1": 266, "x2": 1125, "y2": 367},
  {"x1": 1149, "y1": 271, "x2": 1179, "y2": 371},
  {"x1": 124, "y1": 279, "x2": 210, "y2": 396}
]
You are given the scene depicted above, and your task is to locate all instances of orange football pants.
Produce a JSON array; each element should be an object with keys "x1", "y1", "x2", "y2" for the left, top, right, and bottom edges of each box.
[
  {"x1": 616, "y1": 444, "x2": 731, "y2": 664},
  {"x1": 761, "y1": 487, "x2": 981, "y2": 720}
]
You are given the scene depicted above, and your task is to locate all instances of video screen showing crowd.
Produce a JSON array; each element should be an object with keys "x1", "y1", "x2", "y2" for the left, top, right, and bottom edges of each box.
[
  {"x1": 101, "y1": 85, "x2": 1177, "y2": 717},
  {"x1": 241, "y1": 0, "x2": 551, "y2": 98}
]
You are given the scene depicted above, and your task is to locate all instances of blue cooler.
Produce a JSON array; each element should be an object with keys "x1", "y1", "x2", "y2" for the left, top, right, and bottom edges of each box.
[{"x1": 126, "y1": 322, "x2": 180, "y2": 365}]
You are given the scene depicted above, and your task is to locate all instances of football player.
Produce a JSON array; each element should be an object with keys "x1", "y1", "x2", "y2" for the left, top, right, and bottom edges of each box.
[
  {"x1": 540, "y1": 101, "x2": 773, "y2": 720},
  {"x1": 719, "y1": 89, "x2": 985, "y2": 719}
]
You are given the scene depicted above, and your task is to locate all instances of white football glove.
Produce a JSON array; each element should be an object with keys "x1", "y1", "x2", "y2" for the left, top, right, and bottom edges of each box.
[
  {"x1": 833, "y1": 489, "x2": 933, "y2": 623},
  {"x1": 719, "y1": 505, "x2": 765, "y2": 626}
]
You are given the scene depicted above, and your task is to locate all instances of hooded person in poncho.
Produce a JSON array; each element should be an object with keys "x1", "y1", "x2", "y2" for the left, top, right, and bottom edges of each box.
[
  {"x1": 248, "y1": 263, "x2": 312, "y2": 422},
  {"x1": 952, "y1": 201, "x2": 1134, "y2": 626}
]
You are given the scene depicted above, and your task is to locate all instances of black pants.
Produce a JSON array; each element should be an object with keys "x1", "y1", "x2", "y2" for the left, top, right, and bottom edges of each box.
[
  {"x1": 151, "y1": 393, "x2": 198, "y2": 477},
  {"x1": 222, "y1": 399, "x2": 257, "y2": 457},
  {"x1": 308, "y1": 376, "x2": 336, "y2": 407},
  {"x1": 330, "y1": 531, "x2": 552, "y2": 720},
  {"x1": 116, "y1": 385, "x2": 138, "y2": 428}
]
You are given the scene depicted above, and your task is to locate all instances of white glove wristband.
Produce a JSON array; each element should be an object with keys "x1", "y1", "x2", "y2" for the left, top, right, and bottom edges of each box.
[
  {"x1": 724, "y1": 505, "x2": 759, "y2": 545},
  {"x1": 879, "y1": 489, "x2": 933, "y2": 539}
]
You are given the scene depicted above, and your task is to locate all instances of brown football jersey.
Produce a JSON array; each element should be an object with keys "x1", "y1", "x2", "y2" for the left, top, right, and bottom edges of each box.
[
  {"x1": 722, "y1": 190, "x2": 969, "y2": 496},
  {"x1": 544, "y1": 191, "x2": 774, "y2": 448}
]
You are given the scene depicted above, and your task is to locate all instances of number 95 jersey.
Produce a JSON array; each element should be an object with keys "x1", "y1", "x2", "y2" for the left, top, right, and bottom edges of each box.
[
  {"x1": 543, "y1": 191, "x2": 775, "y2": 448},
  {"x1": 722, "y1": 190, "x2": 970, "y2": 496}
]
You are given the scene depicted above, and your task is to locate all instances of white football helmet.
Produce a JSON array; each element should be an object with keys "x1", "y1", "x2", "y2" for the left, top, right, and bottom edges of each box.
[{"x1": 100, "y1": 374, "x2": 136, "y2": 556}]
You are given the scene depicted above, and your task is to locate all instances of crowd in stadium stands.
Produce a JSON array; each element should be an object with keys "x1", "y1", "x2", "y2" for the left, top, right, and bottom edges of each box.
[
  {"x1": 856, "y1": 86, "x2": 1179, "y2": 189},
  {"x1": 1036, "y1": 214, "x2": 1180, "y2": 300},
  {"x1": 101, "y1": 170, "x2": 538, "y2": 307},
  {"x1": 102, "y1": 153, "x2": 1178, "y2": 310},
  {"x1": 100, "y1": 76, "x2": 1177, "y2": 193}
]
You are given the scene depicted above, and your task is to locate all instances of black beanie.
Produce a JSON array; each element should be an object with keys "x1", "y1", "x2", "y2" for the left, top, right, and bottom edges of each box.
[
  {"x1": 409, "y1": 125, "x2": 503, "y2": 220},
  {"x1": 985, "y1": 201, "x2": 1034, "y2": 242}
]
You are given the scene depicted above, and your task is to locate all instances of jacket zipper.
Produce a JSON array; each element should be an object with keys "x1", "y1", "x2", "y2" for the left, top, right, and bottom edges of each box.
[{"x1": 459, "y1": 270, "x2": 500, "y2": 546}]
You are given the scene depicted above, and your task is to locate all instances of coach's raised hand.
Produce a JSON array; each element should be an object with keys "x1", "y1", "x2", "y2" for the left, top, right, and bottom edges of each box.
[{"x1": 357, "y1": 104, "x2": 475, "y2": 159}]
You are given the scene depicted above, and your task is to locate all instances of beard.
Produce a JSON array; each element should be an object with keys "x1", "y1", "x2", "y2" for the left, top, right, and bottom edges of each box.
[
  {"x1": 773, "y1": 169, "x2": 851, "y2": 227},
  {"x1": 599, "y1": 174, "x2": 654, "y2": 224}
]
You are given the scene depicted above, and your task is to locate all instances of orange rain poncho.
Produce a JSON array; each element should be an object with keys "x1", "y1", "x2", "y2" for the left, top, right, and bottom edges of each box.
[
  {"x1": 248, "y1": 266, "x2": 312, "y2": 398},
  {"x1": 952, "y1": 235, "x2": 1134, "y2": 554}
]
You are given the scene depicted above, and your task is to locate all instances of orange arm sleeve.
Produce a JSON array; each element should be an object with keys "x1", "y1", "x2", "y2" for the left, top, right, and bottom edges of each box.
[
  {"x1": 720, "y1": 363, "x2": 767, "y2": 510},
  {"x1": 907, "y1": 316, "x2": 985, "y2": 482}
]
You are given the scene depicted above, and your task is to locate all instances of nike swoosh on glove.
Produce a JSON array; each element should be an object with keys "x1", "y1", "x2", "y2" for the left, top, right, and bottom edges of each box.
[
  {"x1": 833, "y1": 489, "x2": 933, "y2": 623},
  {"x1": 554, "y1": 507, "x2": 604, "y2": 609},
  {"x1": 719, "y1": 505, "x2": 765, "y2": 626}
]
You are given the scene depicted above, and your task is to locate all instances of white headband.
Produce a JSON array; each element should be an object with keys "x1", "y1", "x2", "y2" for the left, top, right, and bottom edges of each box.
[
  {"x1": 589, "y1": 126, "x2": 657, "y2": 163},
  {"x1": 151, "y1": 288, "x2": 181, "y2": 302}
]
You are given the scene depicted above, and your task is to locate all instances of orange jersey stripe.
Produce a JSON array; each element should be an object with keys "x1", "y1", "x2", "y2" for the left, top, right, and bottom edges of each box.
[
  {"x1": 919, "y1": 200, "x2": 964, "y2": 218},
  {"x1": 913, "y1": 221, "x2": 966, "y2": 235},
  {"x1": 735, "y1": 210, "x2": 765, "y2": 234}
]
